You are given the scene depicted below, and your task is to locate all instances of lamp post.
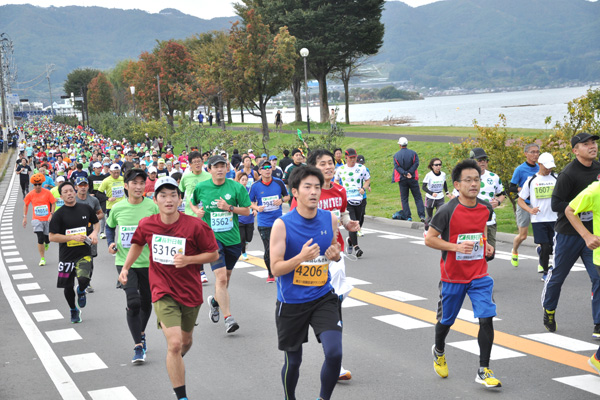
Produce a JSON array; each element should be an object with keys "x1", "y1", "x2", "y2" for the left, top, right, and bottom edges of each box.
[
  {"x1": 130, "y1": 86, "x2": 136, "y2": 123},
  {"x1": 300, "y1": 47, "x2": 310, "y2": 133}
]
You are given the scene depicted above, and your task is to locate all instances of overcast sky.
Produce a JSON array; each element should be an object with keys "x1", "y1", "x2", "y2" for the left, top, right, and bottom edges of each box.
[{"x1": 0, "y1": 0, "x2": 443, "y2": 19}]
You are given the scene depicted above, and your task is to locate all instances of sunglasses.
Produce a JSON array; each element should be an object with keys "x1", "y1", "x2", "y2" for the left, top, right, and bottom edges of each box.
[
  {"x1": 433, "y1": 163, "x2": 442, "y2": 166},
  {"x1": 477, "y1": 158, "x2": 489, "y2": 162},
  {"x1": 33, "y1": 183, "x2": 42, "y2": 186},
  {"x1": 262, "y1": 165, "x2": 272, "y2": 170}
]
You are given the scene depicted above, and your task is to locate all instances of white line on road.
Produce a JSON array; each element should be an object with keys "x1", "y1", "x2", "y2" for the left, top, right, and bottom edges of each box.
[
  {"x1": 46, "y1": 328, "x2": 83, "y2": 343},
  {"x1": 374, "y1": 314, "x2": 433, "y2": 330},
  {"x1": 521, "y1": 333, "x2": 598, "y2": 352},
  {"x1": 247, "y1": 250, "x2": 265, "y2": 257},
  {"x1": 33, "y1": 309, "x2": 64, "y2": 322},
  {"x1": 4, "y1": 251, "x2": 20, "y2": 256},
  {"x1": 23, "y1": 294, "x2": 50, "y2": 304},
  {"x1": 345, "y1": 277, "x2": 372, "y2": 286},
  {"x1": 377, "y1": 290, "x2": 427, "y2": 302},
  {"x1": 16, "y1": 282, "x2": 40, "y2": 291},
  {"x1": 88, "y1": 386, "x2": 137, "y2": 400},
  {"x1": 248, "y1": 270, "x2": 269, "y2": 279},
  {"x1": 448, "y1": 340, "x2": 526, "y2": 360},
  {"x1": 8, "y1": 264, "x2": 27, "y2": 271},
  {"x1": 457, "y1": 308, "x2": 501, "y2": 323},
  {"x1": 5, "y1": 257, "x2": 24, "y2": 263},
  {"x1": 63, "y1": 353, "x2": 108, "y2": 373},
  {"x1": 553, "y1": 374, "x2": 600, "y2": 396},
  {"x1": 342, "y1": 298, "x2": 368, "y2": 308},
  {"x1": 12, "y1": 272, "x2": 33, "y2": 280},
  {"x1": 2, "y1": 245, "x2": 17, "y2": 249}
]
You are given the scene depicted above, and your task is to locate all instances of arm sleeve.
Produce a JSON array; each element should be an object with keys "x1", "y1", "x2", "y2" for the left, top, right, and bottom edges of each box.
[
  {"x1": 518, "y1": 177, "x2": 532, "y2": 200},
  {"x1": 443, "y1": 181, "x2": 448, "y2": 193},
  {"x1": 422, "y1": 182, "x2": 433, "y2": 195},
  {"x1": 106, "y1": 225, "x2": 116, "y2": 246}
]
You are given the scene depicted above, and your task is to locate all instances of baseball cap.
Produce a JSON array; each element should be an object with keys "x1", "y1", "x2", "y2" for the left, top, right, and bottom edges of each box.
[
  {"x1": 75, "y1": 176, "x2": 88, "y2": 185},
  {"x1": 469, "y1": 147, "x2": 488, "y2": 160},
  {"x1": 571, "y1": 132, "x2": 599, "y2": 147},
  {"x1": 56, "y1": 176, "x2": 66, "y2": 183},
  {"x1": 93, "y1": 162, "x2": 102, "y2": 168},
  {"x1": 538, "y1": 152, "x2": 556, "y2": 169},
  {"x1": 109, "y1": 164, "x2": 121, "y2": 171},
  {"x1": 158, "y1": 158, "x2": 165, "y2": 164},
  {"x1": 173, "y1": 160, "x2": 180, "y2": 164},
  {"x1": 154, "y1": 176, "x2": 180, "y2": 195},
  {"x1": 357, "y1": 155, "x2": 365, "y2": 164},
  {"x1": 269, "y1": 155, "x2": 278, "y2": 161},
  {"x1": 261, "y1": 153, "x2": 268, "y2": 158},
  {"x1": 258, "y1": 159, "x2": 272, "y2": 169},
  {"x1": 148, "y1": 166, "x2": 158, "y2": 174},
  {"x1": 124, "y1": 168, "x2": 148, "y2": 183},
  {"x1": 345, "y1": 148, "x2": 357, "y2": 157},
  {"x1": 248, "y1": 149, "x2": 253, "y2": 153},
  {"x1": 208, "y1": 155, "x2": 227, "y2": 167},
  {"x1": 398, "y1": 137, "x2": 408, "y2": 146},
  {"x1": 103, "y1": 162, "x2": 110, "y2": 167}
]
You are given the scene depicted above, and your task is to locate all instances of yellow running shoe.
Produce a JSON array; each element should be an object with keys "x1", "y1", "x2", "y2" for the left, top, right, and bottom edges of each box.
[
  {"x1": 476, "y1": 367, "x2": 502, "y2": 388},
  {"x1": 432, "y1": 345, "x2": 448, "y2": 378},
  {"x1": 511, "y1": 252, "x2": 519, "y2": 267},
  {"x1": 589, "y1": 354, "x2": 600, "y2": 375},
  {"x1": 39, "y1": 258, "x2": 46, "y2": 266}
]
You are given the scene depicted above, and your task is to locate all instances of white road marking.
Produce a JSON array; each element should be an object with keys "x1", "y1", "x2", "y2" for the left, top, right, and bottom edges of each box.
[
  {"x1": 553, "y1": 374, "x2": 600, "y2": 396},
  {"x1": 247, "y1": 250, "x2": 265, "y2": 257},
  {"x1": 409, "y1": 240, "x2": 426, "y2": 246},
  {"x1": 17, "y1": 282, "x2": 40, "y2": 291},
  {"x1": 12, "y1": 273, "x2": 33, "y2": 280},
  {"x1": 4, "y1": 251, "x2": 20, "y2": 256},
  {"x1": 1, "y1": 235, "x2": 14, "y2": 239},
  {"x1": 1, "y1": 222, "x2": 12, "y2": 226},
  {"x1": 377, "y1": 235, "x2": 404, "y2": 240},
  {"x1": 234, "y1": 261, "x2": 256, "y2": 269},
  {"x1": 456, "y1": 308, "x2": 501, "y2": 323},
  {"x1": 88, "y1": 386, "x2": 137, "y2": 400},
  {"x1": 33, "y1": 309, "x2": 64, "y2": 322},
  {"x1": 46, "y1": 328, "x2": 83, "y2": 343},
  {"x1": 521, "y1": 333, "x2": 598, "y2": 352},
  {"x1": 2, "y1": 245, "x2": 17, "y2": 249},
  {"x1": 374, "y1": 314, "x2": 433, "y2": 330},
  {"x1": 248, "y1": 270, "x2": 269, "y2": 279},
  {"x1": 447, "y1": 340, "x2": 526, "y2": 360},
  {"x1": 8, "y1": 264, "x2": 27, "y2": 271},
  {"x1": 345, "y1": 277, "x2": 371, "y2": 286},
  {"x1": 341, "y1": 298, "x2": 368, "y2": 308},
  {"x1": 23, "y1": 294, "x2": 50, "y2": 304},
  {"x1": 5, "y1": 257, "x2": 24, "y2": 263},
  {"x1": 2, "y1": 240, "x2": 15, "y2": 244},
  {"x1": 493, "y1": 253, "x2": 513, "y2": 261},
  {"x1": 377, "y1": 290, "x2": 426, "y2": 302},
  {"x1": 63, "y1": 353, "x2": 108, "y2": 373}
]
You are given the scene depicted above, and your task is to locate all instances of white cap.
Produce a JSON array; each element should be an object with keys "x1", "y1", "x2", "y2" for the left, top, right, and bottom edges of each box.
[
  {"x1": 154, "y1": 176, "x2": 179, "y2": 194},
  {"x1": 538, "y1": 152, "x2": 556, "y2": 169},
  {"x1": 56, "y1": 176, "x2": 66, "y2": 183},
  {"x1": 248, "y1": 148, "x2": 253, "y2": 153},
  {"x1": 148, "y1": 166, "x2": 158, "y2": 174},
  {"x1": 398, "y1": 137, "x2": 408, "y2": 146},
  {"x1": 109, "y1": 164, "x2": 121, "y2": 171},
  {"x1": 93, "y1": 162, "x2": 102, "y2": 168}
]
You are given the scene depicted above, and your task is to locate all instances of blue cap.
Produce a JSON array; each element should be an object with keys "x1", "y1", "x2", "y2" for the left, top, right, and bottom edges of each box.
[
  {"x1": 269, "y1": 155, "x2": 278, "y2": 161},
  {"x1": 261, "y1": 153, "x2": 268, "y2": 158},
  {"x1": 75, "y1": 176, "x2": 88, "y2": 185}
]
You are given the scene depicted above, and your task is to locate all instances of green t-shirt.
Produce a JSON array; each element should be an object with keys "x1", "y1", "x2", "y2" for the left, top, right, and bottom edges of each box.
[
  {"x1": 106, "y1": 197, "x2": 159, "y2": 268},
  {"x1": 50, "y1": 186, "x2": 65, "y2": 210},
  {"x1": 569, "y1": 181, "x2": 600, "y2": 265},
  {"x1": 191, "y1": 178, "x2": 251, "y2": 246},
  {"x1": 98, "y1": 175, "x2": 125, "y2": 209},
  {"x1": 178, "y1": 170, "x2": 212, "y2": 216}
]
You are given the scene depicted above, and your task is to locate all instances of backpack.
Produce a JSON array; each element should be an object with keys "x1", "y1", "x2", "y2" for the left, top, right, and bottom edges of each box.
[{"x1": 392, "y1": 209, "x2": 409, "y2": 220}]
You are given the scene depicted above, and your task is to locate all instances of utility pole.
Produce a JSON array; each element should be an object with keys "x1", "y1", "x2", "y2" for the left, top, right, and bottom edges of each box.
[
  {"x1": 0, "y1": 37, "x2": 7, "y2": 152},
  {"x1": 46, "y1": 64, "x2": 55, "y2": 117},
  {"x1": 156, "y1": 74, "x2": 162, "y2": 119}
]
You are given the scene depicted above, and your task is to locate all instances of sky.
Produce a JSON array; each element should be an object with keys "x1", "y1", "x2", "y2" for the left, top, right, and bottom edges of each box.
[{"x1": 0, "y1": 0, "x2": 443, "y2": 20}]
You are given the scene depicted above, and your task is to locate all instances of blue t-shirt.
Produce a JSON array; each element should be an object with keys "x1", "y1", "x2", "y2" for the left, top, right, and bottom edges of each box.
[
  {"x1": 511, "y1": 162, "x2": 539, "y2": 205},
  {"x1": 277, "y1": 208, "x2": 334, "y2": 304},
  {"x1": 249, "y1": 178, "x2": 288, "y2": 227},
  {"x1": 71, "y1": 170, "x2": 89, "y2": 181},
  {"x1": 239, "y1": 187, "x2": 255, "y2": 225},
  {"x1": 42, "y1": 175, "x2": 55, "y2": 190}
]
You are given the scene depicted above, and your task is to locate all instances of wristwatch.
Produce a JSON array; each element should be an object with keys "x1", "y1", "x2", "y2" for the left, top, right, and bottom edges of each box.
[{"x1": 229, "y1": 205, "x2": 234, "y2": 212}]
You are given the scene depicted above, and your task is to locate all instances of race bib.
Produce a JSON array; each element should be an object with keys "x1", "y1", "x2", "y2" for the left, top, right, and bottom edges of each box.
[
  {"x1": 112, "y1": 186, "x2": 124, "y2": 198},
  {"x1": 580, "y1": 211, "x2": 593, "y2": 222},
  {"x1": 346, "y1": 187, "x2": 360, "y2": 199},
  {"x1": 211, "y1": 211, "x2": 233, "y2": 232},
  {"x1": 429, "y1": 181, "x2": 444, "y2": 191},
  {"x1": 146, "y1": 192, "x2": 154, "y2": 199},
  {"x1": 262, "y1": 195, "x2": 279, "y2": 212},
  {"x1": 158, "y1": 172, "x2": 167, "y2": 178},
  {"x1": 34, "y1": 205, "x2": 49, "y2": 217},
  {"x1": 534, "y1": 184, "x2": 554, "y2": 199},
  {"x1": 66, "y1": 226, "x2": 87, "y2": 247},
  {"x1": 151, "y1": 234, "x2": 186, "y2": 265},
  {"x1": 293, "y1": 256, "x2": 329, "y2": 286},
  {"x1": 56, "y1": 199, "x2": 64, "y2": 208},
  {"x1": 332, "y1": 209, "x2": 341, "y2": 219},
  {"x1": 93, "y1": 181, "x2": 101, "y2": 191},
  {"x1": 177, "y1": 196, "x2": 185, "y2": 212},
  {"x1": 119, "y1": 225, "x2": 137, "y2": 249},
  {"x1": 455, "y1": 233, "x2": 484, "y2": 261},
  {"x1": 58, "y1": 261, "x2": 75, "y2": 273}
]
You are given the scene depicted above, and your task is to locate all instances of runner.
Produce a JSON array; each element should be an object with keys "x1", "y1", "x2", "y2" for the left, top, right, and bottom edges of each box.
[
  {"x1": 190, "y1": 155, "x2": 251, "y2": 333},
  {"x1": 145, "y1": 167, "x2": 158, "y2": 199},
  {"x1": 118, "y1": 176, "x2": 218, "y2": 400},
  {"x1": 49, "y1": 181, "x2": 100, "y2": 323},
  {"x1": 23, "y1": 173, "x2": 57, "y2": 266},
  {"x1": 51, "y1": 176, "x2": 66, "y2": 210},
  {"x1": 89, "y1": 162, "x2": 109, "y2": 239},
  {"x1": 16, "y1": 158, "x2": 32, "y2": 198},
  {"x1": 542, "y1": 133, "x2": 600, "y2": 336},
  {"x1": 236, "y1": 173, "x2": 256, "y2": 260},
  {"x1": 249, "y1": 159, "x2": 290, "y2": 282},
  {"x1": 270, "y1": 165, "x2": 343, "y2": 400},
  {"x1": 107, "y1": 169, "x2": 159, "y2": 363},
  {"x1": 424, "y1": 159, "x2": 501, "y2": 389},
  {"x1": 517, "y1": 153, "x2": 558, "y2": 280},
  {"x1": 98, "y1": 163, "x2": 125, "y2": 218},
  {"x1": 422, "y1": 157, "x2": 448, "y2": 229}
]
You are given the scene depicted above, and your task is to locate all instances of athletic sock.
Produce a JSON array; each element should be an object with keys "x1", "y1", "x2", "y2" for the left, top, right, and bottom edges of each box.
[{"x1": 174, "y1": 385, "x2": 186, "y2": 399}]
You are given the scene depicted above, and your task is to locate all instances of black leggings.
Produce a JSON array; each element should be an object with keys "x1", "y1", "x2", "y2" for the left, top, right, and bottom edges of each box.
[
  {"x1": 124, "y1": 286, "x2": 152, "y2": 344},
  {"x1": 64, "y1": 277, "x2": 90, "y2": 309},
  {"x1": 435, "y1": 317, "x2": 494, "y2": 368},
  {"x1": 35, "y1": 232, "x2": 49, "y2": 245},
  {"x1": 20, "y1": 180, "x2": 29, "y2": 197},
  {"x1": 258, "y1": 226, "x2": 273, "y2": 277},
  {"x1": 239, "y1": 223, "x2": 254, "y2": 253},
  {"x1": 347, "y1": 200, "x2": 366, "y2": 247}
]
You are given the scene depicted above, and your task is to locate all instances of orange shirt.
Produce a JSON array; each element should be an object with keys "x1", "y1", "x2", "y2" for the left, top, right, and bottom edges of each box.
[{"x1": 24, "y1": 188, "x2": 56, "y2": 221}]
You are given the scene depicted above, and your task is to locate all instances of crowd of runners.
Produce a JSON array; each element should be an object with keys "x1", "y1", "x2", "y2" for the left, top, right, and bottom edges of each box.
[{"x1": 13, "y1": 118, "x2": 600, "y2": 399}]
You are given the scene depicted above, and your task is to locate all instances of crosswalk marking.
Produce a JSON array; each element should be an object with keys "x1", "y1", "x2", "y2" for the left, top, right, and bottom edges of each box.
[
  {"x1": 377, "y1": 290, "x2": 426, "y2": 302},
  {"x1": 3, "y1": 251, "x2": 20, "y2": 256},
  {"x1": 374, "y1": 314, "x2": 433, "y2": 330},
  {"x1": 23, "y1": 294, "x2": 50, "y2": 305},
  {"x1": 247, "y1": 250, "x2": 264, "y2": 257},
  {"x1": 89, "y1": 386, "x2": 137, "y2": 400},
  {"x1": 12, "y1": 273, "x2": 33, "y2": 280},
  {"x1": 248, "y1": 270, "x2": 269, "y2": 279},
  {"x1": 521, "y1": 333, "x2": 598, "y2": 352},
  {"x1": 234, "y1": 261, "x2": 256, "y2": 268},
  {"x1": 345, "y1": 277, "x2": 371, "y2": 286},
  {"x1": 46, "y1": 328, "x2": 82, "y2": 343},
  {"x1": 17, "y1": 282, "x2": 40, "y2": 291},
  {"x1": 5, "y1": 257, "x2": 24, "y2": 263},
  {"x1": 553, "y1": 374, "x2": 600, "y2": 396},
  {"x1": 377, "y1": 235, "x2": 404, "y2": 240},
  {"x1": 33, "y1": 309, "x2": 64, "y2": 322},
  {"x1": 2, "y1": 245, "x2": 17, "y2": 249},
  {"x1": 8, "y1": 264, "x2": 28, "y2": 271},
  {"x1": 2, "y1": 240, "x2": 15, "y2": 244},
  {"x1": 63, "y1": 353, "x2": 108, "y2": 373},
  {"x1": 447, "y1": 340, "x2": 526, "y2": 360},
  {"x1": 342, "y1": 298, "x2": 368, "y2": 308},
  {"x1": 457, "y1": 308, "x2": 501, "y2": 323}
]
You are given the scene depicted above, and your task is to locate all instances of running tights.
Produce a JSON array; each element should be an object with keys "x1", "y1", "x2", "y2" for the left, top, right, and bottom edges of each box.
[
  {"x1": 435, "y1": 318, "x2": 494, "y2": 368},
  {"x1": 539, "y1": 242, "x2": 553, "y2": 273},
  {"x1": 282, "y1": 330, "x2": 342, "y2": 400},
  {"x1": 125, "y1": 287, "x2": 152, "y2": 344},
  {"x1": 64, "y1": 277, "x2": 90, "y2": 309}
]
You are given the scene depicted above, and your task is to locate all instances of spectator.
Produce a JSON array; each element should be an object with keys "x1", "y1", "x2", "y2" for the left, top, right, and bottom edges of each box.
[{"x1": 393, "y1": 137, "x2": 425, "y2": 222}]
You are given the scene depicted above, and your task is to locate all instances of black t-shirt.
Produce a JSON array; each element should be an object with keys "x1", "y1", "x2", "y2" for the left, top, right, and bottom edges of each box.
[
  {"x1": 552, "y1": 158, "x2": 600, "y2": 235},
  {"x1": 16, "y1": 164, "x2": 31, "y2": 181},
  {"x1": 122, "y1": 161, "x2": 135, "y2": 174},
  {"x1": 49, "y1": 202, "x2": 99, "y2": 262},
  {"x1": 88, "y1": 173, "x2": 109, "y2": 205}
]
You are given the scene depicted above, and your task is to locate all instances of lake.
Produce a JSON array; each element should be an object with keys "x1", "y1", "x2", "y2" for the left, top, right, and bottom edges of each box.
[{"x1": 231, "y1": 85, "x2": 597, "y2": 129}]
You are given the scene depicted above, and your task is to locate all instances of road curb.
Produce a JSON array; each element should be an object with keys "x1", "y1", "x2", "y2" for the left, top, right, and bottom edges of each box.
[{"x1": 0, "y1": 149, "x2": 17, "y2": 196}]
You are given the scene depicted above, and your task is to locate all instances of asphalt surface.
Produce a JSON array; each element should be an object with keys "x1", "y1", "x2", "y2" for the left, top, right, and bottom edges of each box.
[{"x1": 2, "y1": 164, "x2": 600, "y2": 399}]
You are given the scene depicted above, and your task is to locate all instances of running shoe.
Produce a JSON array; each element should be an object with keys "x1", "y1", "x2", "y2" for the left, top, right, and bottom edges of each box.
[
  {"x1": 407, "y1": 217, "x2": 412, "y2": 222},
  {"x1": 511, "y1": 252, "x2": 519, "y2": 267},
  {"x1": 537, "y1": 265, "x2": 544, "y2": 273},
  {"x1": 132, "y1": 345, "x2": 146, "y2": 364},
  {"x1": 338, "y1": 367, "x2": 352, "y2": 381},
  {"x1": 432, "y1": 345, "x2": 448, "y2": 378},
  {"x1": 357, "y1": 230, "x2": 364, "y2": 237},
  {"x1": 593, "y1": 324, "x2": 600, "y2": 339},
  {"x1": 225, "y1": 315, "x2": 239, "y2": 333},
  {"x1": 267, "y1": 276, "x2": 275, "y2": 283},
  {"x1": 475, "y1": 367, "x2": 502, "y2": 388},
  {"x1": 86, "y1": 285, "x2": 94, "y2": 293},
  {"x1": 242, "y1": 252, "x2": 248, "y2": 260},
  {"x1": 201, "y1": 271, "x2": 208, "y2": 285},
  {"x1": 543, "y1": 309, "x2": 556, "y2": 332},
  {"x1": 77, "y1": 286, "x2": 87, "y2": 308},
  {"x1": 44, "y1": 243, "x2": 49, "y2": 251},
  {"x1": 355, "y1": 246, "x2": 363, "y2": 258},
  {"x1": 346, "y1": 237, "x2": 353, "y2": 255},
  {"x1": 141, "y1": 333, "x2": 147, "y2": 352},
  {"x1": 541, "y1": 274, "x2": 547, "y2": 282},
  {"x1": 208, "y1": 295, "x2": 220, "y2": 323},
  {"x1": 39, "y1": 258, "x2": 46, "y2": 266},
  {"x1": 99, "y1": 232, "x2": 106, "y2": 239},
  {"x1": 70, "y1": 308, "x2": 82, "y2": 323},
  {"x1": 589, "y1": 354, "x2": 600, "y2": 375}
]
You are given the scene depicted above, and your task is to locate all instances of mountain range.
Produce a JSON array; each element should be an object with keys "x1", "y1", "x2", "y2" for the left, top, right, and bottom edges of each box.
[{"x1": 0, "y1": 0, "x2": 598, "y2": 104}]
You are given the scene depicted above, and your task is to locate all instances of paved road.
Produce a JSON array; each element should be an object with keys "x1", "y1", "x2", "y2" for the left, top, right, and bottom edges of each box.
[{"x1": 2, "y1": 169, "x2": 600, "y2": 399}]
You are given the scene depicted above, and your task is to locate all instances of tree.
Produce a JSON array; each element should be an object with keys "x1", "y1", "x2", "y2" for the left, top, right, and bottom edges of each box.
[
  {"x1": 64, "y1": 68, "x2": 100, "y2": 125},
  {"x1": 333, "y1": 56, "x2": 371, "y2": 124},
  {"x1": 235, "y1": 0, "x2": 385, "y2": 123},
  {"x1": 87, "y1": 72, "x2": 114, "y2": 114},
  {"x1": 228, "y1": 9, "x2": 297, "y2": 140},
  {"x1": 107, "y1": 60, "x2": 134, "y2": 116}
]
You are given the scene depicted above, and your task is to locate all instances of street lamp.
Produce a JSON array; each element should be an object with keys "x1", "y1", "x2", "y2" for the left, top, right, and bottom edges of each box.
[
  {"x1": 300, "y1": 47, "x2": 310, "y2": 133},
  {"x1": 130, "y1": 86, "x2": 136, "y2": 122}
]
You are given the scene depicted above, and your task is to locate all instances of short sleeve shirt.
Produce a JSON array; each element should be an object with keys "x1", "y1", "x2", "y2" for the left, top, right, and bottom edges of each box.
[
  {"x1": 24, "y1": 189, "x2": 56, "y2": 221},
  {"x1": 98, "y1": 175, "x2": 125, "y2": 209},
  {"x1": 569, "y1": 182, "x2": 600, "y2": 265},
  {"x1": 249, "y1": 178, "x2": 288, "y2": 227},
  {"x1": 334, "y1": 163, "x2": 370, "y2": 205},
  {"x1": 422, "y1": 171, "x2": 447, "y2": 200},
  {"x1": 178, "y1": 171, "x2": 211, "y2": 216},
  {"x1": 519, "y1": 173, "x2": 558, "y2": 223}
]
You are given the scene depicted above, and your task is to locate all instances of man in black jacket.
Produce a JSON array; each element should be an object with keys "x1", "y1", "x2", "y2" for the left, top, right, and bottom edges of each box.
[{"x1": 392, "y1": 137, "x2": 425, "y2": 222}]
